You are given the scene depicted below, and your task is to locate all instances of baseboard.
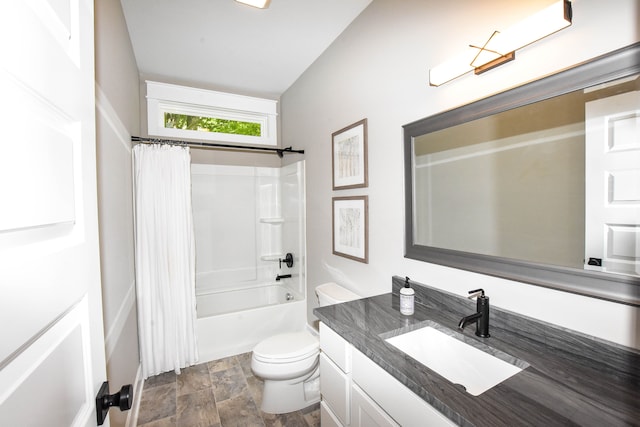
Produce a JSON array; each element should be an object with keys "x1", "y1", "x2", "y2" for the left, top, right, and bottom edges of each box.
[{"x1": 125, "y1": 364, "x2": 144, "y2": 427}]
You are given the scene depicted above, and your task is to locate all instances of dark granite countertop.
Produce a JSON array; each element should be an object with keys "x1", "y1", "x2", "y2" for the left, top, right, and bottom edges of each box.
[{"x1": 313, "y1": 276, "x2": 640, "y2": 427}]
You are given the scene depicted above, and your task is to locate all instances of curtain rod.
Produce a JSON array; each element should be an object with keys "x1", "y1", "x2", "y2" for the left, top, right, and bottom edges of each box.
[{"x1": 131, "y1": 136, "x2": 304, "y2": 158}]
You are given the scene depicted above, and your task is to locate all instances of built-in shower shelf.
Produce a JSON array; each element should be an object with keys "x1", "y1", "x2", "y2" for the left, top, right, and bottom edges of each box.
[
  {"x1": 261, "y1": 254, "x2": 284, "y2": 261},
  {"x1": 260, "y1": 217, "x2": 284, "y2": 224}
]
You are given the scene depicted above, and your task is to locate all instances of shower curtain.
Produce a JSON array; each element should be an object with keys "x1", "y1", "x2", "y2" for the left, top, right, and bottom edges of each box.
[{"x1": 133, "y1": 143, "x2": 198, "y2": 378}]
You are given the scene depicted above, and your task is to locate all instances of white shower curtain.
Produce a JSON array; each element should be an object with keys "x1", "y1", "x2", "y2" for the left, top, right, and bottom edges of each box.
[{"x1": 133, "y1": 143, "x2": 198, "y2": 378}]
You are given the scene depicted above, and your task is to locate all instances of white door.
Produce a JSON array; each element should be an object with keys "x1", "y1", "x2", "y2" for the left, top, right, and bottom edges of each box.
[
  {"x1": 585, "y1": 86, "x2": 640, "y2": 276},
  {"x1": 0, "y1": 1, "x2": 108, "y2": 426}
]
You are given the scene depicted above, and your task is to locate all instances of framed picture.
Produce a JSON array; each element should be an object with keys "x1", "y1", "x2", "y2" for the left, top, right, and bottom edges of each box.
[
  {"x1": 332, "y1": 196, "x2": 368, "y2": 263},
  {"x1": 332, "y1": 118, "x2": 368, "y2": 190}
]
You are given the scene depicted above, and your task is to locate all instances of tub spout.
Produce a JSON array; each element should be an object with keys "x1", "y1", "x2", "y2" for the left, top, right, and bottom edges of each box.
[{"x1": 276, "y1": 274, "x2": 292, "y2": 281}]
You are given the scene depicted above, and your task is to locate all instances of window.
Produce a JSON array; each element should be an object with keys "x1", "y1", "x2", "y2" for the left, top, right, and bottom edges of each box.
[
  {"x1": 164, "y1": 113, "x2": 261, "y2": 137},
  {"x1": 146, "y1": 81, "x2": 278, "y2": 146}
]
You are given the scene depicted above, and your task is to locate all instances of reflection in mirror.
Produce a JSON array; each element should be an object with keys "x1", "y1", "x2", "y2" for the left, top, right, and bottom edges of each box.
[{"x1": 405, "y1": 43, "x2": 640, "y2": 305}]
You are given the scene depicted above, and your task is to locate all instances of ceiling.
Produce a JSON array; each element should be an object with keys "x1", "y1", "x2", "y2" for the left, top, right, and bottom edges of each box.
[{"x1": 120, "y1": 0, "x2": 372, "y2": 98}]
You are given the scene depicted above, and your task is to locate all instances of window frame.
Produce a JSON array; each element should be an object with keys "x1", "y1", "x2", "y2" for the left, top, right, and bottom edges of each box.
[{"x1": 146, "y1": 81, "x2": 278, "y2": 146}]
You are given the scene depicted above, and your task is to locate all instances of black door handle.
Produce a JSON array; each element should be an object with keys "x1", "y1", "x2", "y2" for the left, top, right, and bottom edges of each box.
[{"x1": 96, "y1": 381, "x2": 132, "y2": 425}]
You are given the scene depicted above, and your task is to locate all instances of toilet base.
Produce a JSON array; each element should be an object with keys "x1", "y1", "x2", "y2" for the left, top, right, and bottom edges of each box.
[{"x1": 260, "y1": 370, "x2": 320, "y2": 414}]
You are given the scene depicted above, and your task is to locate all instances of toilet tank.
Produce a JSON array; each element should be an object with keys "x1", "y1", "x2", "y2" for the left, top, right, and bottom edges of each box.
[{"x1": 315, "y1": 282, "x2": 360, "y2": 307}]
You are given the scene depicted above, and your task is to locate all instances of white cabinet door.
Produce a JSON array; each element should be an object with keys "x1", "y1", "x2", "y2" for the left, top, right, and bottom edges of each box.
[
  {"x1": 0, "y1": 1, "x2": 107, "y2": 426},
  {"x1": 585, "y1": 89, "x2": 640, "y2": 276},
  {"x1": 351, "y1": 385, "x2": 399, "y2": 427},
  {"x1": 320, "y1": 353, "x2": 351, "y2": 425},
  {"x1": 321, "y1": 401, "x2": 345, "y2": 427}
]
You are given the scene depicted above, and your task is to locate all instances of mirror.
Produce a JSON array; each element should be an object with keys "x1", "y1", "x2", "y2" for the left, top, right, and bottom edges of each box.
[{"x1": 404, "y1": 43, "x2": 640, "y2": 306}]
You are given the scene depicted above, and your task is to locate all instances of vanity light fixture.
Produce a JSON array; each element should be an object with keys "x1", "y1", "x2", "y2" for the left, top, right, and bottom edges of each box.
[
  {"x1": 429, "y1": 0, "x2": 572, "y2": 86},
  {"x1": 235, "y1": 0, "x2": 270, "y2": 8}
]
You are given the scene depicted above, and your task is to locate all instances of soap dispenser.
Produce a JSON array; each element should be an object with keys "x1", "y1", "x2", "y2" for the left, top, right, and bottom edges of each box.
[{"x1": 400, "y1": 276, "x2": 415, "y2": 315}]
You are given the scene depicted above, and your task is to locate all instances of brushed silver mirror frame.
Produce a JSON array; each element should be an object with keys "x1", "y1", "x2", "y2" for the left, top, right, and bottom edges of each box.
[{"x1": 404, "y1": 42, "x2": 640, "y2": 306}]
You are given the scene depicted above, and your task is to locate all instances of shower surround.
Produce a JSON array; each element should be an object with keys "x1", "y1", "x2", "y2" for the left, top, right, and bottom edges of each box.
[{"x1": 191, "y1": 161, "x2": 307, "y2": 362}]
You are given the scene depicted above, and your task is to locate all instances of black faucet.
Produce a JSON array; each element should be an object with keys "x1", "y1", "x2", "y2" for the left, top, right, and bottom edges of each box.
[
  {"x1": 458, "y1": 289, "x2": 490, "y2": 338},
  {"x1": 275, "y1": 274, "x2": 292, "y2": 281}
]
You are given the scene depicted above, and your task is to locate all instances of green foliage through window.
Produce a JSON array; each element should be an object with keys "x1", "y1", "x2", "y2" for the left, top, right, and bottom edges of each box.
[{"x1": 164, "y1": 113, "x2": 261, "y2": 136}]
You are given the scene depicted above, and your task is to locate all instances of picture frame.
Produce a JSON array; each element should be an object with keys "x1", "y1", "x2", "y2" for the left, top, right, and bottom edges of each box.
[
  {"x1": 332, "y1": 196, "x2": 368, "y2": 263},
  {"x1": 332, "y1": 118, "x2": 368, "y2": 190}
]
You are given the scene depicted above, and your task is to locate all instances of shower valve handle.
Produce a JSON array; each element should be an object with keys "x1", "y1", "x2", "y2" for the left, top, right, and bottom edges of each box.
[{"x1": 279, "y1": 253, "x2": 294, "y2": 269}]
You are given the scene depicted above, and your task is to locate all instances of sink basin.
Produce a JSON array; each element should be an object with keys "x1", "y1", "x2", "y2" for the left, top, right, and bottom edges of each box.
[{"x1": 384, "y1": 324, "x2": 526, "y2": 396}]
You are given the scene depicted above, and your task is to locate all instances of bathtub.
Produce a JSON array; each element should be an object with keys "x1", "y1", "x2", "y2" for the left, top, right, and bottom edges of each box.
[{"x1": 196, "y1": 285, "x2": 307, "y2": 362}]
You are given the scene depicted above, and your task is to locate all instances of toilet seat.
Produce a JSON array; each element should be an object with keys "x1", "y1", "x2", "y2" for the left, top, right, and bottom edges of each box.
[{"x1": 253, "y1": 331, "x2": 319, "y2": 364}]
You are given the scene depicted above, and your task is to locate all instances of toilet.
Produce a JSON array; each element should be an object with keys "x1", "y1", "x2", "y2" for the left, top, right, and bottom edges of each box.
[{"x1": 251, "y1": 282, "x2": 360, "y2": 414}]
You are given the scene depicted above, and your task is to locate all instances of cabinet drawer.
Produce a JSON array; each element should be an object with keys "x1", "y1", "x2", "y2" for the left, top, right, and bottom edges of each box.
[
  {"x1": 320, "y1": 353, "x2": 350, "y2": 426},
  {"x1": 320, "y1": 322, "x2": 352, "y2": 372}
]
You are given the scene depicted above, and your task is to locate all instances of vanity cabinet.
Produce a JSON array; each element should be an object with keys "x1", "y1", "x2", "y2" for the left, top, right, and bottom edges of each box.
[{"x1": 319, "y1": 322, "x2": 456, "y2": 427}]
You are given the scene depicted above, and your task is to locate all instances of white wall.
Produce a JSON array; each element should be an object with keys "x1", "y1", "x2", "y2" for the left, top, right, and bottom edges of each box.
[
  {"x1": 95, "y1": 1, "x2": 141, "y2": 425},
  {"x1": 281, "y1": 0, "x2": 640, "y2": 349}
]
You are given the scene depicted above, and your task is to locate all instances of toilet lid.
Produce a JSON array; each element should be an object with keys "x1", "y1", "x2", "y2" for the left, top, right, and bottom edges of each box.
[{"x1": 253, "y1": 331, "x2": 319, "y2": 363}]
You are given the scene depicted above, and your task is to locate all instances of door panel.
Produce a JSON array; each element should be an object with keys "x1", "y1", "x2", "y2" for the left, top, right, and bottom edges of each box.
[
  {"x1": 0, "y1": 73, "x2": 76, "y2": 232},
  {"x1": 0, "y1": 0, "x2": 107, "y2": 426},
  {"x1": 0, "y1": 299, "x2": 93, "y2": 425}
]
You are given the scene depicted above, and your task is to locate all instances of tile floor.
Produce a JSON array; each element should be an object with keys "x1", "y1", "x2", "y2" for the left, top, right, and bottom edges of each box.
[{"x1": 137, "y1": 352, "x2": 320, "y2": 427}]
